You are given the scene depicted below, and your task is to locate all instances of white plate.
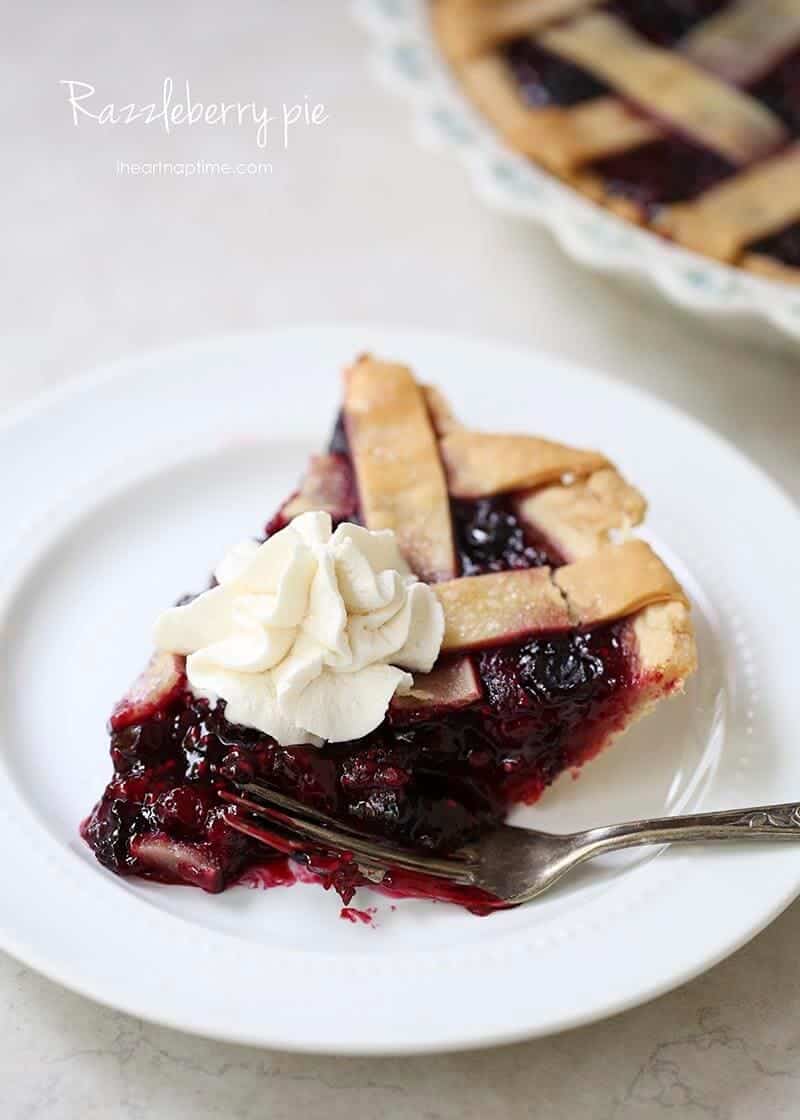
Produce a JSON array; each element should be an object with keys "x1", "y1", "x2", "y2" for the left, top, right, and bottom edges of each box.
[
  {"x1": 0, "y1": 326, "x2": 798, "y2": 1055},
  {"x1": 352, "y1": 0, "x2": 800, "y2": 346}
]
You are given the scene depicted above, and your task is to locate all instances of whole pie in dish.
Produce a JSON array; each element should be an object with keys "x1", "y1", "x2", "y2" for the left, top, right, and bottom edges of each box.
[
  {"x1": 82, "y1": 357, "x2": 697, "y2": 910},
  {"x1": 432, "y1": 0, "x2": 800, "y2": 282}
]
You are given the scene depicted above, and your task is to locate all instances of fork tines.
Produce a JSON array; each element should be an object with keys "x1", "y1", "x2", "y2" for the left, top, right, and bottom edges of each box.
[{"x1": 221, "y1": 781, "x2": 476, "y2": 884}]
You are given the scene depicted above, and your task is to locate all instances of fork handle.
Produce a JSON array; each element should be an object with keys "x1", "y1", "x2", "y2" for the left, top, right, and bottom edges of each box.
[{"x1": 574, "y1": 802, "x2": 800, "y2": 857}]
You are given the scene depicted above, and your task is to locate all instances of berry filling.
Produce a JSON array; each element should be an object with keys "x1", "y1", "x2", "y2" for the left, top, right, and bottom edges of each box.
[
  {"x1": 608, "y1": 0, "x2": 728, "y2": 46},
  {"x1": 748, "y1": 46, "x2": 800, "y2": 133},
  {"x1": 82, "y1": 617, "x2": 636, "y2": 907},
  {"x1": 452, "y1": 496, "x2": 563, "y2": 575},
  {"x1": 505, "y1": 39, "x2": 608, "y2": 109},
  {"x1": 593, "y1": 138, "x2": 734, "y2": 213},
  {"x1": 82, "y1": 467, "x2": 643, "y2": 912},
  {"x1": 748, "y1": 220, "x2": 800, "y2": 269}
]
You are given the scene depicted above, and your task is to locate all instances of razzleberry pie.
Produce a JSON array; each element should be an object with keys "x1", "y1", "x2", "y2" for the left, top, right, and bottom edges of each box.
[{"x1": 82, "y1": 357, "x2": 697, "y2": 910}]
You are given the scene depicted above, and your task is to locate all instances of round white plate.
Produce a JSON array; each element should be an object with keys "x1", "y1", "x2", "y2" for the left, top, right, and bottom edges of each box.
[
  {"x1": 352, "y1": 0, "x2": 800, "y2": 346},
  {"x1": 0, "y1": 326, "x2": 798, "y2": 1055}
]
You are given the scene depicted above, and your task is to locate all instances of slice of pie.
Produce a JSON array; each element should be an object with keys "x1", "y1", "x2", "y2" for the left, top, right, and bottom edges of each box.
[
  {"x1": 82, "y1": 357, "x2": 696, "y2": 908},
  {"x1": 432, "y1": 0, "x2": 800, "y2": 282}
]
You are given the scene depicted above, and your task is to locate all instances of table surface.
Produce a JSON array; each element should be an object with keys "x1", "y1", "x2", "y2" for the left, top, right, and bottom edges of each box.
[{"x1": 3, "y1": 3, "x2": 800, "y2": 1118}]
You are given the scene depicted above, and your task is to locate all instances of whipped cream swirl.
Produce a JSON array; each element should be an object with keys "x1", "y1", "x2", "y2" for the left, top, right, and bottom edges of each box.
[{"x1": 153, "y1": 511, "x2": 444, "y2": 746}]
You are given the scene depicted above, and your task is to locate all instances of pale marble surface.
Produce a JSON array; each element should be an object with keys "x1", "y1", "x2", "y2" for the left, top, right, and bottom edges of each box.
[{"x1": 2, "y1": 2, "x2": 800, "y2": 1117}]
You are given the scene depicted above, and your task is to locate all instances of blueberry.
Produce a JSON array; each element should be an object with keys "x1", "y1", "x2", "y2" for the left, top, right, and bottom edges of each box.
[
  {"x1": 518, "y1": 636, "x2": 605, "y2": 703},
  {"x1": 453, "y1": 498, "x2": 550, "y2": 576}
]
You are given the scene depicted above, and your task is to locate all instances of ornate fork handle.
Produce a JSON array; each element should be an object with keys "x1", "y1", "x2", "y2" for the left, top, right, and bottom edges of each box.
[{"x1": 576, "y1": 802, "x2": 800, "y2": 858}]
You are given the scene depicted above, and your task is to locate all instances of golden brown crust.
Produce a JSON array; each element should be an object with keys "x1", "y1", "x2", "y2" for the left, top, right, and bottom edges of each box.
[
  {"x1": 435, "y1": 567, "x2": 569, "y2": 651},
  {"x1": 553, "y1": 539, "x2": 688, "y2": 628},
  {"x1": 514, "y1": 468, "x2": 647, "y2": 560},
  {"x1": 441, "y1": 429, "x2": 609, "y2": 498},
  {"x1": 423, "y1": 383, "x2": 463, "y2": 435},
  {"x1": 631, "y1": 600, "x2": 698, "y2": 685},
  {"x1": 344, "y1": 356, "x2": 457, "y2": 582},
  {"x1": 681, "y1": 0, "x2": 800, "y2": 86}
]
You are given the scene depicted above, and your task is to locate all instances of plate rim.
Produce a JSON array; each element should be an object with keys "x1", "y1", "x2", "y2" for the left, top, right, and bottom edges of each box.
[{"x1": 1, "y1": 323, "x2": 799, "y2": 1055}]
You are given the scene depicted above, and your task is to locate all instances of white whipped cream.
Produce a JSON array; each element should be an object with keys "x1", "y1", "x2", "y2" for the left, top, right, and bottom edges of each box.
[{"x1": 153, "y1": 511, "x2": 444, "y2": 746}]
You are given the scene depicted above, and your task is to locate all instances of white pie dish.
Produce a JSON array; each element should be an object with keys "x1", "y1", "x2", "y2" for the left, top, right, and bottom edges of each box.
[{"x1": 352, "y1": 0, "x2": 800, "y2": 347}]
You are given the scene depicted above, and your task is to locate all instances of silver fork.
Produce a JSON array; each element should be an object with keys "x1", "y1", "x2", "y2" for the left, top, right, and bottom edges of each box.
[{"x1": 222, "y1": 784, "x2": 800, "y2": 906}]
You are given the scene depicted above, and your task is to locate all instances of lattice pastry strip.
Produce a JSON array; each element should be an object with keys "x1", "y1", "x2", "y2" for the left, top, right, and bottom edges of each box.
[
  {"x1": 435, "y1": 540, "x2": 687, "y2": 652},
  {"x1": 343, "y1": 356, "x2": 457, "y2": 583},
  {"x1": 539, "y1": 12, "x2": 787, "y2": 165},
  {"x1": 681, "y1": 0, "x2": 800, "y2": 86},
  {"x1": 440, "y1": 429, "x2": 609, "y2": 497},
  {"x1": 514, "y1": 468, "x2": 647, "y2": 560},
  {"x1": 432, "y1": 0, "x2": 603, "y2": 60}
]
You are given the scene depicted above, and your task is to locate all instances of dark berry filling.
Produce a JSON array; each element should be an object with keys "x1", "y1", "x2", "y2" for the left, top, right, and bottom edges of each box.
[
  {"x1": 82, "y1": 433, "x2": 640, "y2": 911},
  {"x1": 747, "y1": 221, "x2": 800, "y2": 269},
  {"x1": 476, "y1": 627, "x2": 633, "y2": 798},
  {"x1": 452, "y1": 496, "x2": 563, "y2": 575},
  {"x1": 747, "y1": 46, "x2": 800, "y2": 133},
  {"x1": 82, "y1": 620, "x2": 635, "y2": 902},
  {"x1": 608, "y1": 0, "x2": 728, "y2": 46},
  {"x1": 504, "y1": 39, "x2": 608, "y2": 108},
  {"x1": 592, "y1": 138, "x2": 734, "y2": 214}
]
